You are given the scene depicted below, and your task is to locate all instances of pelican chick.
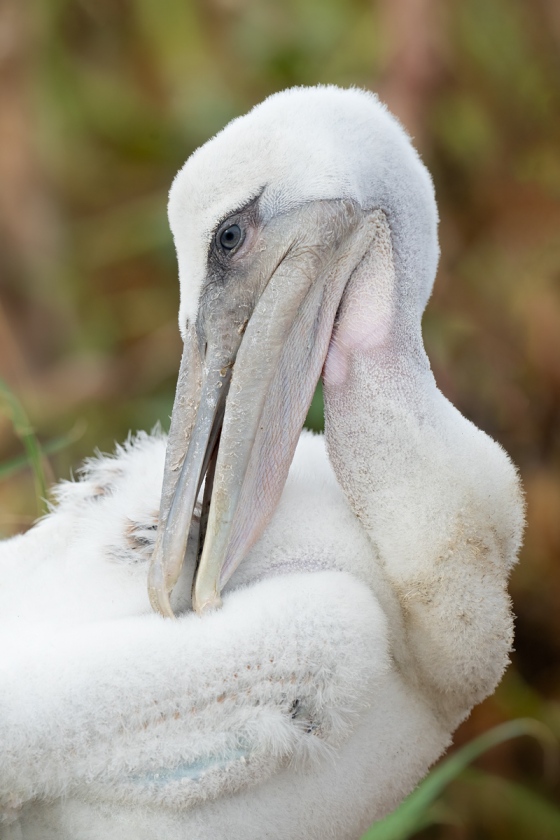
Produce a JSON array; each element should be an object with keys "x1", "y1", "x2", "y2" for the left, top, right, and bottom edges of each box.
[{"x1": 0, "y1": 86, "x2": 524, "y2": 840}]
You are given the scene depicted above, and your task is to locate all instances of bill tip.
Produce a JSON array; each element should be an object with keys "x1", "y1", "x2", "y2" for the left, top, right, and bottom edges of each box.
[
  {"x1": 193, "y1": 593, "x2": 223, "y2": 616},
  {"x1": 148, "y1": 584, "x2": 176, "y2": 619}
]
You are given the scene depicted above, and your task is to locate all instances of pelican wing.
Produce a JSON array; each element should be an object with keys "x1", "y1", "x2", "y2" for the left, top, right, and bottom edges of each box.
[{"x1": 0, "y1": 570, "x2": 389, "y2": 814}]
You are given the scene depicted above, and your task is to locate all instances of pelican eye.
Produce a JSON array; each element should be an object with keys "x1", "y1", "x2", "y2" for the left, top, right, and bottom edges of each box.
[{"x1": 218, "y1": 224, "x2": 242, "y2": 252}]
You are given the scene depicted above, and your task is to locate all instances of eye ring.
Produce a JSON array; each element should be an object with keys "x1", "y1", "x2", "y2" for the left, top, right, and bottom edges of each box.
[{"x1": 218, "y1": 224, "x2": 243, "y2": 252}]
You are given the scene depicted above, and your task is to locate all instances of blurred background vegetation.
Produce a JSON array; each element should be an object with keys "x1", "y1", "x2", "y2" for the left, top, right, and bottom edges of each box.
[{"x1": 0, "y1": 0, "x2": 559, "y2": 836}]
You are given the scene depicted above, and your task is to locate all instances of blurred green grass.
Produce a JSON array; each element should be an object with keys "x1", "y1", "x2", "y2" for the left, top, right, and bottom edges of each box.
[
  {"x1": 1, "y1": 0, "x2": 560, "y2": 835},
  {"x1": 365, "y1": 719, "x2": 559, "y2": 840}
]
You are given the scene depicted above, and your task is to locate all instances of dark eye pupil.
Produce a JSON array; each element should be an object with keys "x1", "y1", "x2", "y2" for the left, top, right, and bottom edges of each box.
[{"x1": 220, "y1": 224, "x2": 242, "y2": 250}]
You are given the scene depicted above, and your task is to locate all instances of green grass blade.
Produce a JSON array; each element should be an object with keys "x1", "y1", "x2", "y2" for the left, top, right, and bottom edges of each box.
[
  {"x1": 0, "y1": 379, "x2": 49, "y2": 515},
  {"x1": 361, "y1": 718, "x2": 557, "y2": 840}
]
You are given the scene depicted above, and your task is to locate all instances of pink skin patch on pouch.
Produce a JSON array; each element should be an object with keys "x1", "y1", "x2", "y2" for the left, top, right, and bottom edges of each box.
[{"x1": 323, "y1": 239, "x2": 396, "y2": 389}]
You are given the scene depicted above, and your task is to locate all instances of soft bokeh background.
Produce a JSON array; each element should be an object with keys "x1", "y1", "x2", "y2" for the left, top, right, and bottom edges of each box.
[{"x1": 1, "y1": 0, "x2": 559, "y2": 836}]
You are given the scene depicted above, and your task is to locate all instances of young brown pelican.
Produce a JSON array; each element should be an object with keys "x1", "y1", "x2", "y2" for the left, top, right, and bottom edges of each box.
[{"x1": 0, "y1": 86, "x2": 523, "y2": 840}]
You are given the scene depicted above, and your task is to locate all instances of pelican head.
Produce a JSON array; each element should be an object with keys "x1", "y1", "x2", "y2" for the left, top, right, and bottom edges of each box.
[{"x1": 148, "y1": 85, "x2": 439, "y2": 616}]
